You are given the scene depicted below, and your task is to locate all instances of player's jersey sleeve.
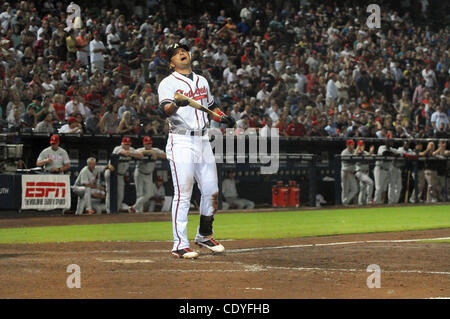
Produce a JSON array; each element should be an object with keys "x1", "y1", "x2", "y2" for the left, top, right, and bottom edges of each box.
[
  {"x1": 205, "y1": 79, "x2": 215, "y2": 109},
  {"x1": 79, "y1": 167, "x2": 90, "y2": 185},
  {"x1": 37, "y1": 148, "x2": 48, "y2": 162},
  {"x1": 158, "y1": 77, "x2": 175, "y2": 107}
]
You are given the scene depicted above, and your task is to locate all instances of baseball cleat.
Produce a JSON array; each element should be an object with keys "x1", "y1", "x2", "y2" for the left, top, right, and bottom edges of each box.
[
  {"x1": 128, "y1": 206, "x2": 136, "y2": 214},
  {"x1": 84, "y1": 209, "x2": 95, "y2": 215},
  {"x1": 171, "y1": 248, "x2": 199, "y2": 259},
  {"x1": 196, "y1": 237, "x2": 225, "y2": 253}
]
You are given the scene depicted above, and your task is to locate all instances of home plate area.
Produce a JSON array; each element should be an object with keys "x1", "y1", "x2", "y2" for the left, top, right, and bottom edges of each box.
[{"x1": 0, "y1": 229, "x2": 448, "y2": 299}]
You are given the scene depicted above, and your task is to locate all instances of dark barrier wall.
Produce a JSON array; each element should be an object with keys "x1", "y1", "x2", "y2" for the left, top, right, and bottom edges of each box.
[
  {"x1": 0, "y1": 174, "x2": 21, "y2": 209},
  {"x1": 1, "y1": 133, "x2": 448, "y2": 209}
]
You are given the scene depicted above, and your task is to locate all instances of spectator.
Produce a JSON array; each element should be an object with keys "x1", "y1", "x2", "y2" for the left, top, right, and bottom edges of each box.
[
  {"x1": 85, "y1": 110, "x2": 102, "y2": 135},
  {"x1": 58, "y1": 116, "x2": 82, "y2": 134},
  {"x1": 89, "y1": 31, "x2": 106, "y2": 73},
  {"x1": 35, "y1": 111, "x2": 55, "y2": 133}
]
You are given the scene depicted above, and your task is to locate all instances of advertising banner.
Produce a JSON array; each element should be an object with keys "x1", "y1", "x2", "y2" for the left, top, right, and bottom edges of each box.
[{"x1": 21, "y1": 175, "x2": 71, "y2": 210}]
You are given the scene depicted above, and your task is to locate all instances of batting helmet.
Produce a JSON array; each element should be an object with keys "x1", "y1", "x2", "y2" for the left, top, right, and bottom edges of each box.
[{"x1": 166, "y1": 43, "x2": 190, "y2": 62}]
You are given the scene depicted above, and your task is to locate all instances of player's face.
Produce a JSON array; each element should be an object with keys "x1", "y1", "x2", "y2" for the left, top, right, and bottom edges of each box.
[
  {"x1": 88, "y1": 160, "x2": 96, "y2": 171},
  {"x1": 170, "y1": 48, "x2": 191, "y2": 71},
  {"x1": 144, "y1": 143, "x2": 152, "y2": 149}
]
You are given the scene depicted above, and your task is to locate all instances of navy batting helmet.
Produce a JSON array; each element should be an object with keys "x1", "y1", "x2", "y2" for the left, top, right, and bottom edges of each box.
[{"x1": 166, "y1": 43, "x2": 190, "y2": 62}]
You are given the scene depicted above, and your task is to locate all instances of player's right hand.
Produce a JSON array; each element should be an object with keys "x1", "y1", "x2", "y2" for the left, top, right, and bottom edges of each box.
[
  {"x1": 220, "y1": 115, "x2": 236, "y2": 128},
  {"x1": 174, "y1": 99, "x2": 190, "y2": 107}
]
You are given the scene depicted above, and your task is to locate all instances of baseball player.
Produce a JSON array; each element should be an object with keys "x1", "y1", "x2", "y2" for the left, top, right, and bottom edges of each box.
[
  {"x1": 148, "y1": 176, "x2": 172, "y2": 212},
  {"x1": 72, "y1": 157, "x2": 111, "y2": 215},
  {"x1": 158, "y1": 42, "x2": 235, "y2": 259},
  {"x1": 36, "y1": 135, "x2": 71, "y2": 174},
  {"x1": 104, "y1": 137, "x2": 143, "y2": 214},
  {"x1": 409, "y1": 143, "x2": 426, "y2": 203},
  {"x1": 129, "y1": 136, "x2": 166, "y2": 213},
  {"x1": 388, "y1": 142, "x2": 403, "y2": 204},
  {"x1": 340, "y1": 139, "x2": 358, "y2": 205},
  {"x1": 354, "y1": 140, "x2": 375, "y2": 205},
  {"x1": 373, "y1": 138, "x2": 399, "y2": 204}
]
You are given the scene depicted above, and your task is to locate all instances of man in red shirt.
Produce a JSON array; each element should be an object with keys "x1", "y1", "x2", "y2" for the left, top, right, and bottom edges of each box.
[{"x1": 286, "y1": 116, "x2": 306, "y2": 136}]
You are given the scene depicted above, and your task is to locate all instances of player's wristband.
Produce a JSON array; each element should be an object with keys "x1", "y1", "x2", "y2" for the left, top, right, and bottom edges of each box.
[{"x1": 213, "y1": 110, "x2": 225, "y2": 123}]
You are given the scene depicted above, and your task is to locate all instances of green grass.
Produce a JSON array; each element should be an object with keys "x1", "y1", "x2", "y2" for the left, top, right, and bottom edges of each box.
[{"x1": 0, "y1": 205, "x2": 449, "y2": 244}]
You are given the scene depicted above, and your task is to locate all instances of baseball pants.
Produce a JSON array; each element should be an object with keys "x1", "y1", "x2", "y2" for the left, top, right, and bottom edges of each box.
[
  {"x1": 166, "y1": 133, "x2": 219, "y2": 252},
  {"x1": 341, "y1": 170, "x2": 358, "y2": 205},
  {"x1": 425, "y1": 169, "x2": 441, "y2": 202},
  {"x1": 410, "y1": 170, "x2": 425, "y2": 203},
  {"x1": 72, "y1": 186, "x2": 93, "y2": 215},
  {"x1": 105, "y1": 169, "x2": 125, "y2": 213},
  {"x1": 388, "y1": 166, "x2": 402, "y2": 204},
  {"x1": 355, "y1": 171, "x2": 374, "y2": 205},
  {"x1": 133, "y1": 171, "x2": 156, "y2": 212},
  {"x1": 374, "y1": 166, "x2": 389, "y2": 204}
]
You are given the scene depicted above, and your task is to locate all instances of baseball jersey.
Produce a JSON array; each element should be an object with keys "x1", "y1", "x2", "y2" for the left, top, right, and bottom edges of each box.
[
  {"x1": 74, "y1": 166, "x2": 103, "y2": 187},
  {"x1": 340, "y1": 148, "x2": 355, "y2": 172},
  {"x1": 375, "y1": 145, "x2": 400, "y2": 170},
  {"x1": 110, "y1": 146, "x2": 139, "y2": 175},
  {"x1": 222, "y1": 178, "x2": 239, "y2": 198},
  {"x1": 37, "y1": 146, "x2": 70, "y2": 171},
  {"x1": 355, "y1": 150, "x2": 370, "y2": 172},
  {"x1": 158, "y1": 71, "x2": 214, "y2": 130},
  {"x1": 135, "y1": 147, "x2": 164, "y2": 174}
]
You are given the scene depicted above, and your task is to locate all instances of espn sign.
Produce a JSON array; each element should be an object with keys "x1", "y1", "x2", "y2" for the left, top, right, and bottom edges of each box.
[{"x1": 21, "y1": 175, "x2": 71, "y2": 210}]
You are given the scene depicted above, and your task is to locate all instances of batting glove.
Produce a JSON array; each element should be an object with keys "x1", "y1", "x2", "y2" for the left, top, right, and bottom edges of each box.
[{"x1": 174, "y1": 99, "x2": 190, "y2": 107}]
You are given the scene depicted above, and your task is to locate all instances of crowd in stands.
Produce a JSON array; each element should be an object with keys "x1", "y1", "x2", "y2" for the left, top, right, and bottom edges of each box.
[{"x1": 0, "y1": 0, "x2": 449, "y2": 140}]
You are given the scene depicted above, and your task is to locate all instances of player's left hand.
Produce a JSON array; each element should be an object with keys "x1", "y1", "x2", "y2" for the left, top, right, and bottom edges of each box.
[{"x1": 220, "y1": 115, "x2": 236, "y2": 128}]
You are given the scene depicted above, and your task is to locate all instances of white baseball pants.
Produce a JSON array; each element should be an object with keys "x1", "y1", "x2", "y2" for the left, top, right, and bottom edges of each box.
[{"x1": 166, "y1": 133, "x2": 219, "y2": 252}]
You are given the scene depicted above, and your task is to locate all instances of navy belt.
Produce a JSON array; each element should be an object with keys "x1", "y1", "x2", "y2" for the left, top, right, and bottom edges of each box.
[{"x1": 171, "y1": 128, "x2": 207, "y2": 136}]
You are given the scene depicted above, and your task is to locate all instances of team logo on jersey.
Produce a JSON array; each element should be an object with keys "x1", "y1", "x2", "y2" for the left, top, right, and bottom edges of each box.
[{"x1": 176, "y1": 87, "x2": 207, "y2": 101}]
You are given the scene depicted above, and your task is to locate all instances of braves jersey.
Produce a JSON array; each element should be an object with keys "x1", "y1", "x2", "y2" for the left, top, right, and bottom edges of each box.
[
  {"x1": 135, "y1": 147, "x2": 164, "y2": 174},
  {"x1": 158, "y1": 71, "x2": 214, "y2": 130},
  {"x1": 37, "y1": 146, "x2": 70, "y2": 171}
]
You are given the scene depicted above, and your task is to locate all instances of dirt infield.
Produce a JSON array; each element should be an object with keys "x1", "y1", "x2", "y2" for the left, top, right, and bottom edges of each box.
[{"x1": 0, "y1": 210, "x2": 449, "y2": 299}]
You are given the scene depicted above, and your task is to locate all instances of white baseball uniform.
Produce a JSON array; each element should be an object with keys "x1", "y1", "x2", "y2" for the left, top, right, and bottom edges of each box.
[
  {"x1": 133, "y1": 147, "x2": 164, "y2": 212},
  {"x1": 158, "y1": 70, "x2": 219, "y2": 252}
]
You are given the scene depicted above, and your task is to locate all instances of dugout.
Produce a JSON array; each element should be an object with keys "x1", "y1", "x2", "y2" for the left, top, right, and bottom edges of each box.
[{"x1": 0, "y1": 133, "x2": 448, "y2": 213}]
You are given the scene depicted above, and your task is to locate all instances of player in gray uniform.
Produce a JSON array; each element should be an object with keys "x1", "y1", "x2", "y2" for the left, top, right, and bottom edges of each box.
[
  {"x1": 72, "y1": 157, "x2": 111, "y2": 215},
  {"x1": 340, "y1": 139, "x2": 358, "y2": 205},
  {"x1": 105, "y1": 137, "x2": 143, "y2": 214},
  {"x1": 388, "y1": 142, "x2": 404, "y2": 204},
  {"x1": 129, "y1": 136, "x2": 166, "y2": 213},
  {"x1": 36, "y1": 135, "x2": 71, "y2": 174},
  {"x1": 354, "y1": 140, "x2": 375, "y2": 205}
]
